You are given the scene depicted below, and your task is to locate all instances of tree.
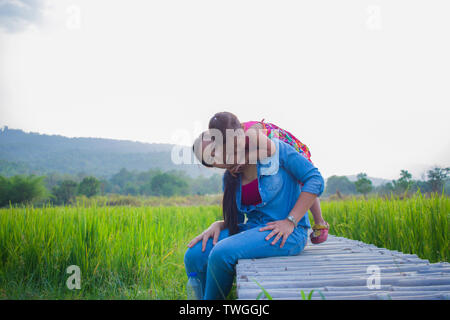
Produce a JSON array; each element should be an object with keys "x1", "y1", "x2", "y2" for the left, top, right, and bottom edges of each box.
[
  {"x1": 375, "y1": 181, "x2": 394, "y2": 197},
  {"x1": 151, "y1": 172, "x2": 189, "y2": 197},
  {"x1": 0, "y1": 175, "x2": 46, "y2": 207},
  {"x1": 52, "y1": 180, "x2": 78, "y2": 204},
  {"x1": 137, "y1": 169, "x2": 163, "y2": 195},
  {"x1": 0, "y1": 176, "x2": 12, "y2": 207},
  {"x1": 411, "y1": 179, "x2": 432, "y2": 194},
  {"x1": 136, "y1": 169, "x2": 161, "y2": 185},
  {"x1": 324, "y1": 175, "x2": 357, "y2": 196},
  {"x1": 123, "y1": 182, "x2": 139, "y2": 196},
  {"x1": 392, "y1": 169, "x2": 413, "y2": 194},
  {"x1": 427, "y1": 166, "x2": 450, "y2": 193},
  {"x1": 190, "y1": 174, "x2": 222, "y2": 195},
  {"x1": 354, "y1": 173, "x2": 373, "y2": 198},
  {"x1": 78, "y1": 176, "x2": 100, "y2": 198},
  {"x1": 110, "y1": 168, "x2": 135, "y2": 191}
]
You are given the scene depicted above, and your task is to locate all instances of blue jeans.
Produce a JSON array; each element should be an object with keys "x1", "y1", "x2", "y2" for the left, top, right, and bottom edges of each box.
[{"x1": 183, "y1": 220, "x2": 308, "y2": 299}]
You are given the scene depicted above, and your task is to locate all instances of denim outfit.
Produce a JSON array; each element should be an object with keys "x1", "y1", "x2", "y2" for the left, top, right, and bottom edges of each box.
[{"x1": 184, "y1": 139, "x2": 325, "y2": 299}]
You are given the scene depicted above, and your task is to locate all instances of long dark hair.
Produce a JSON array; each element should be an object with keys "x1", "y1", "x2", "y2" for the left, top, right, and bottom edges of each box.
[
  {"x1": 192, "y1": 130, "x2": 241, "y2": 235},
  {"x1": 208, "y1": 111, "x2": 242, "y2": 143},
  {"x1": 209, "y1": 112, "x2": 243, "y2": 235},
  {"x1": 192, "y1": 112, "x2": 244, "y2": 235},
  {"x1": 222, "y1": 169, "x2": 240, "y2": 235}
]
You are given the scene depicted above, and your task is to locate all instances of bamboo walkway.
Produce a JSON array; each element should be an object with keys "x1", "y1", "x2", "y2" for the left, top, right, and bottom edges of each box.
[{"x1": 236, "y1": 235, "x2": 450, "y2": 300}]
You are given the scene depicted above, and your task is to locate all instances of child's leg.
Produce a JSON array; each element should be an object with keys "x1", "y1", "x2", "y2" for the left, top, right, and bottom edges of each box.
[
  {"x1": 309, "y1": 197, "x2": 330, "y2": 244},
  {"x1": 309, "y1": 197, "x2": 326, "y2": 225}
]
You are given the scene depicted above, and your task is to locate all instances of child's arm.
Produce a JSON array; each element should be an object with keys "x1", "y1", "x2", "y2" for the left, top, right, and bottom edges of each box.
[
  {"x1": 227, "y1": 123, "x2": 276, "y2": 172},
  {"x1": 244, "y1": 124, "x2": 276, "y2": 163}
]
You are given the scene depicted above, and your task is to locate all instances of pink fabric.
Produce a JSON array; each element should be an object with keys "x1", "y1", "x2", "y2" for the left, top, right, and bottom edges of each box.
[
  {"x1": 310, "y1": 225, "x2": 329, "y2": 244},
  {"x1": 241, "y1": 178, "x2": 262, "y2": 206},
  {"x1": 243, "y1": 120, "x2": 263, "y2": 151},
  {"x1": 242, "y1": 121, "x2": 261, "y2": 132}
]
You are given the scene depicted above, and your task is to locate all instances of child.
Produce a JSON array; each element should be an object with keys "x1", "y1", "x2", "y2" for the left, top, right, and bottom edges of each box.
[{"x1": 208, "y1": 111, "x2": 329, "y2": 244}]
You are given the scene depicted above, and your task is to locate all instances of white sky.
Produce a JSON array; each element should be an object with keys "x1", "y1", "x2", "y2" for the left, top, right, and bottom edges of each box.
[{"x1": 0, "y1": 0, "x2": 449, "y2": 180}]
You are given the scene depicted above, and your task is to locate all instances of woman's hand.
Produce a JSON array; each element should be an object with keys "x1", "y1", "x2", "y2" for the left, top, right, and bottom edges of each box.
[
  {"x1": 187, "y1": 221, "x2": 224, "y2": 252},
  {"x1": 259, "y1": 219, "x2": 295, "y2": 248}
]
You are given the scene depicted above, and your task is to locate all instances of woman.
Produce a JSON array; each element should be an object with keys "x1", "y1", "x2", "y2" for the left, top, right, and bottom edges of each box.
[
  {"x1": 184, "y1": 130, "x2": 325, "y2": 300},
  {"x1": 207, "y1": 111, "x2": 329, "y2": 244}
]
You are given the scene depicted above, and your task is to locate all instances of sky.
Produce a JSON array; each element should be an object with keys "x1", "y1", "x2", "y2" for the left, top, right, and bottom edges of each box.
[{"x1": 0, "y1": 0, "x2": 449, "y2": 180}]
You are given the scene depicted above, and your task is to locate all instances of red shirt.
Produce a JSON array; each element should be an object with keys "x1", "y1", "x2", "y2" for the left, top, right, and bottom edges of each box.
[{"x1": 241, "y1": 178, "x2": 262, "y2": 206}]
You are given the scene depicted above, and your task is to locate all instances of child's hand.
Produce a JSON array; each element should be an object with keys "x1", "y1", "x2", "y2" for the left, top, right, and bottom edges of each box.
[{"x1": 227, "y1": 164, "x2": 244, "y2": 177}]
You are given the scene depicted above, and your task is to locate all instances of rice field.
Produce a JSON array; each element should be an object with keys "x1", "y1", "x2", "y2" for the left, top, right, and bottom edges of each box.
[
  {"x1": 0, "y1": 205, "x2": 224, "y2": 299},
  {"x1": 0, "y1": 192, "x2": 448, "y2": 299},
  {"x1": 320, "y1": 192, "x2": 449, "y2": 263}
]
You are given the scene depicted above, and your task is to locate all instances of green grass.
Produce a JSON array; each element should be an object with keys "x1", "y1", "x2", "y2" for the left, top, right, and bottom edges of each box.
[
  {"x1": 0, "y1": 191, "x2": 448, "y2": 299},
  {"x1": 319, "y1": 191, "x2": 449, "y2": 263},
  {"x1": 73, "y1": 193, "x2": 223, "y2": 207},
  {"x1": 0, "y1": 204, "x2": 223, "y2": 299}
]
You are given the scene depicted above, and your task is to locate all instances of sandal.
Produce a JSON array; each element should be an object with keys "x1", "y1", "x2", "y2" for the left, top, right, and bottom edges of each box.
[{"x1": 310, "y1": 222, "x2": 329, "y2": 244}]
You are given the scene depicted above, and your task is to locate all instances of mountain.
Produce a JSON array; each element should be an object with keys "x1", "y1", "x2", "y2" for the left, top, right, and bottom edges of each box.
[
  {"x1": 0, "y1": 126, "x2": 219, "y2": 178},
  {"x1": 0, "y1": 126, "x2": 396, "y2": 185}
]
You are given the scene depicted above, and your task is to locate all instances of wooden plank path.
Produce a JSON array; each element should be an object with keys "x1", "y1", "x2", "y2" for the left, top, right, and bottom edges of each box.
[{"x1": 236, "y1": 235, "x2": 450, "y2": 300}]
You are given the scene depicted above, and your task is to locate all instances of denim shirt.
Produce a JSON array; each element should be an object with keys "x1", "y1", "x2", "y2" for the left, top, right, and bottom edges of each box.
[{"x1": 222, "y1": 139, "x2": 325, "y2": 236}]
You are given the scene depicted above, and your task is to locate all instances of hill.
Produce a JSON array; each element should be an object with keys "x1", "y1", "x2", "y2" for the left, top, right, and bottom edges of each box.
[
  {"x1": 0, "y1": 126, "x2": 218, "y2": 178},
  {"x1": 0, "y1": 126, "x2": 397, "y2": 186}
]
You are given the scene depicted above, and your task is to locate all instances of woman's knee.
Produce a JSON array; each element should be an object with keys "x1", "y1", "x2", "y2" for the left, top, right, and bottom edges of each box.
[
  {"x1": 207, "y1": 238, "x2": 237, "y2": 268},
  {"x1": 185, "y1": 228, "x2": 234, "y2": 271},
  {"x1": 184, "y1": 242, "x2": 208, "y2": 272}
]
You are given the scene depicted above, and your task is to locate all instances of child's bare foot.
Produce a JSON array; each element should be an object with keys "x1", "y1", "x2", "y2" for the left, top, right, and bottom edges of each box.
[{"x1": 310, "y1": 221, "x2": 329, "y2": 244}]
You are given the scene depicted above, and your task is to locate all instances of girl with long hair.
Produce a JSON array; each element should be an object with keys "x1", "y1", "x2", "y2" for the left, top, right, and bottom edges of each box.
[{"x1": 185, "y1": 113, "x2": 325, "y2": 299}]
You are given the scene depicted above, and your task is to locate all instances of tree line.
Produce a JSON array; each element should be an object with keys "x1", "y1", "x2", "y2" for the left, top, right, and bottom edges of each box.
[
  {"x1": 325, "y1": 167, "x2": 450, "y2": 198},
  {"x1": 0, "y1": 166, "x2": 448, "y2": 207},
  {"x1": 0, "y1": 168, "x2": 222, "y2": 207}
]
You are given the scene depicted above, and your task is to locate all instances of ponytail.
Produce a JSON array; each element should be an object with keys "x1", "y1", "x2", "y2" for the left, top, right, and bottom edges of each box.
[{"x1": 222, "y1": 170, "x2": 240, "y2": 235}]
